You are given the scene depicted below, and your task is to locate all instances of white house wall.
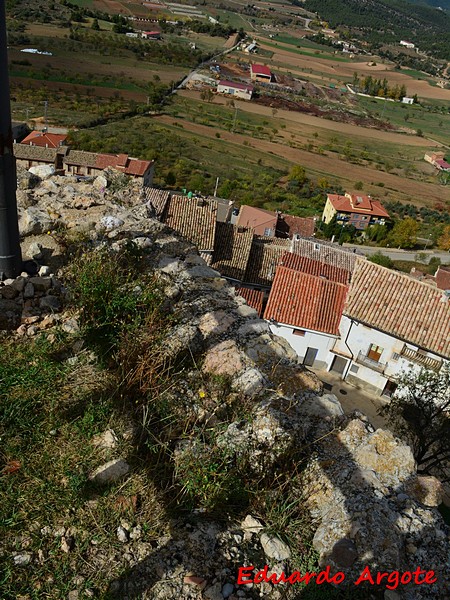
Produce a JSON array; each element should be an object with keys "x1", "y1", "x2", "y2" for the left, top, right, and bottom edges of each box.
[
  {"x1": 268, "y1": 322, "x2": 337, "y2": 368},
  {"x1": 330, "y1": 316, "x2": 444, "y2": 394}
]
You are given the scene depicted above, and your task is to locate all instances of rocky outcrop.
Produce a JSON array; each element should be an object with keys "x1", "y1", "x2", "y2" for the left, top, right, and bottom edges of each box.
[{"x1": 4, "y1": 170, "x2": 449, "y2": 600}]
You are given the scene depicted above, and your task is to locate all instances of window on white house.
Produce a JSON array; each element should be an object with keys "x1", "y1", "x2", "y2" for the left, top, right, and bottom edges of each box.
[{"x1": 292, "y1": 329, "x2": 305, "y2": 336}]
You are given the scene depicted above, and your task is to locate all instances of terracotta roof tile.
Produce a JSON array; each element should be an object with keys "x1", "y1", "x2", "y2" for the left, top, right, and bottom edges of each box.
[
  {"x1": 264, "y1": 267, "x2": 348, "y2": 335},
  {"x1": 290, "y1": 238, "x2": 362, "y2": 272},
  {"x1": 162, "y1": 195, "x2": 217, "y2": 251},
  {"x1": 436, "y1": 266, "x2": 450, "y2": 291},
  {"x1": 327, "y1": 193, "x2": 390, "y2": 218},
  {"x1": 21, "y1": 132, "x2": 67, "y2": 148},
  {"x1": 244, "y1": 238, "x2": 288, "y2": 287},
  {"x1": 279, "y1": 253, "x2": 351, "y2": 284},
  {"x1": 276, "y1": 214, "x2": 315, "y2": 238},
  {"x1": 211, "y1": 222, "x2": 253, "y2": 281},
  {"x1": 235, "y1": 287, "x2": 264, "y2": 316},
  {"x1": 144, "y1": 188, "x2": 170, "y2": 217},
  {"x1": 345, "y1": 261, "x2": 450, "y2": 358}
]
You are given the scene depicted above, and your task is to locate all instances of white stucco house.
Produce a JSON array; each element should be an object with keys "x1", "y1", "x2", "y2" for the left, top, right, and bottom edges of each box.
[{"x1": 265, "y1": 259, "x2": 450, "y2": 397}]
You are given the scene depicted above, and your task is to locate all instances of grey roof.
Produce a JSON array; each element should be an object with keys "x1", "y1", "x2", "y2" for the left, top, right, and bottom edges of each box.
[
  {"x1": 13, "y1": 144, "x2": 57, "y2": 162},
  {"x1": 290, "y1": 238, "x2": 363, "y2": 272}
]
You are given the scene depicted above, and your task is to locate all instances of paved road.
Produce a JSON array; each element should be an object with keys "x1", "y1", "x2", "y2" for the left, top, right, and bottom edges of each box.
[{"x1": 343, "y1": 243, "x2": 450, "y2": 263}]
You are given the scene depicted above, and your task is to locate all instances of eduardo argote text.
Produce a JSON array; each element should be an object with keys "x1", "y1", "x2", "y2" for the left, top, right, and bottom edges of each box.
[{"x1": 237, "y1": 565, "x2": 437, "y2": 591}]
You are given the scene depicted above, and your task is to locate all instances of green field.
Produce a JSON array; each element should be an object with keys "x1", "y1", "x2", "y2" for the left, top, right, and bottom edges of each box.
[{"x1": 356, "y1": 95, "x2": 450, "y2": 146}]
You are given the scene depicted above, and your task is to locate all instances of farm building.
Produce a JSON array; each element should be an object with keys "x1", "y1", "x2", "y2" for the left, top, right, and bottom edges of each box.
[
  {"x1": 142, "y1": 31, "x2": 161, "y2": 40},
  {"x1": 400, "y1": 40, "x2": 415, "y2": 49},
  {"x1": 402, "y1": 97, "x2": 414, "y2": 105},
  {"x1": 250, "y1": 64, "x2": 272, "y2": 83},
  {"x1": 217, "y1": 80, "x2": 254, "y2": 100}
]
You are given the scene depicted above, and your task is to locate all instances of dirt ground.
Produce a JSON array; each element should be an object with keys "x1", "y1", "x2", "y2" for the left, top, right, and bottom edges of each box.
[
  {"x1": 155, "y1": 113, "x2": 446, "y2": 204},
  {"x1": 180, "y1": 90, "x2": 441, "y2": 148},
  {"x1": 255, "y1": 40, "x2": 450, "y2": 101}
]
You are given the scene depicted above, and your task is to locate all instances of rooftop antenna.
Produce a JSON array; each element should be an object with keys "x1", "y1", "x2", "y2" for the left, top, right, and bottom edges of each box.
[{"x1": 0, "y1": 2, "x2": 22, "y2": 278}]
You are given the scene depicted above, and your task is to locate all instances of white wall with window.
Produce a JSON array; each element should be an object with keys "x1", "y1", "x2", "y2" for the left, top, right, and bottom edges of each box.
[
  {"x1": 328, "y1": 316, "x2": 445, "y2": 396},
  {"x1": 268, "y1": 322, "x2": 337, "y2": 369}
]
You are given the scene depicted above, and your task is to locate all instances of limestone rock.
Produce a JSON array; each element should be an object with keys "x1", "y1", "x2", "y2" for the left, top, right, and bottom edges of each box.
[
  {"x1": 302, "y1": 393, "x2": 344, "y2": 418},
  {"x1": 19, "y1": 207, "x2": 54, "y2": 235},
  {"x1": 405, "y1": 475, "x2": 443, "y2": 507},
  {"x1": 13, "y1": 553, "x2": 32, "y2": 566},
  {"x1": 29, "y1": 164, "x2": 55, "y2": 179},
  {"x1": 260, "y1": 533, "x2": 291, "y2": 561},
  {"x1": 89, "y1": 459, "x2": 130, "y2": 484},
  {"x1": 202, "y1": 340, "x2": 245, "y2": 376},
  {"x1": 241, "y1": 515, "x2": 263, "y2": 535}
]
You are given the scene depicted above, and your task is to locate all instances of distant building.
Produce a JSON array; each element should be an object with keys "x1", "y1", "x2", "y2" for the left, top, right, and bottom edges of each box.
[
  {"x1": 402, "y1": 97, "x2": 414, "y2": 105},
  {"x1": 13, "y1": 145, "x2": 155, "y2": 187},
  {"x1": 322, "y1": 193, "x2": 390, "y2": 230},
  {"x1": 244, "y1": 42, "x2": 257, "y2": 53},
  {"x1": 424, "y1": 151, "x2": 450, "y2": 172},
  {"x1": 400, "y1": 40, "x2": 415, "y2": 49},
  {"x1": 142, "y1": 31, "x2": 161, "y2": 39},
  {"x1": 250, "y1": 64, "x2": 272, "y2": 83},
  {"x1": 217, "y1": 80, "x2": 254, "y2": 101},
  {"x1": 21, "y1": 131, "x2": 67, "y2": 148}
]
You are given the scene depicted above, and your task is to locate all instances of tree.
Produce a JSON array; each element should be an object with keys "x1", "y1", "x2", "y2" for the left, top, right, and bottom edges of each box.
[
  {"x1": 287, "y1": 164, "x2": 307, "y2": 184},
  {"x1": 437, "y1": 224, "x2": 450, "y2": 250},
  {"x1": 368, "y1": 251, "x2": 393, "y2": 268},
  {"x1": 91, "y1": 18, "x2": 100, "y2": 30},
  {"x1": 379, "y1": 367, "x2": 450, "y2": 482},
  {"x1": 388, "y1": 217, "x2": 419, "y2": 249}
]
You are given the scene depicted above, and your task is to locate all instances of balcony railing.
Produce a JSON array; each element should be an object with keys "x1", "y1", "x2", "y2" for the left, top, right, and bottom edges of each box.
[
  {"x1": 356, "y1": 351, "x2": 386, "y2": 373},
  {"x1": 400, "y1": 345, "x2": 442, "y2": 372}
]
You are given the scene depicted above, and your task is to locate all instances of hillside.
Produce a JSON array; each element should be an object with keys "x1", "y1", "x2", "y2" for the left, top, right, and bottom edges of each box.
[{"x1": 304, "y1": 0, "x2": 450, "y2": 59}]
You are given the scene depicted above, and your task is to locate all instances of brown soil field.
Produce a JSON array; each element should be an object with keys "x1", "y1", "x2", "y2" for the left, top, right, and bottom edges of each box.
[
  {"x1": 255, "y1": 40, "x2": 450, "y2": 101},
  {"x1": 180, "y1": 90, "x2": 441, "y2": 148},
  {"x1": 155, "y1": 114, "x2": 447, "y2": 205}
]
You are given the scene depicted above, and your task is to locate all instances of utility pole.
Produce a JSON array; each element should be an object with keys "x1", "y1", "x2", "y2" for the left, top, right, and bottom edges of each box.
[{"x1": 0, "y1": 1, "x2": 22, "y2": 278}]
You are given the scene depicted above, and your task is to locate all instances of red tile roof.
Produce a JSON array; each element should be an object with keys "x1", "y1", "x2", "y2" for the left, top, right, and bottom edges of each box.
[
  {"x1": 251, "y1": 64, "x2": 272, "y2": 77},
  {"x1": 327, "y1": 193, "x2": 390, "y2": 218},
  {"x1": 163, "y1": 195, "x2": 217, "y2": 252},
  {"x1": 264, "y1": 267, "x2": 348, "y2": 335},
  {"x1": 344, "y1": 260, "x2": 450, "y2": 358},
  {"x1": 436, "y1": 266, "x2": 450, "y2": 291},
  {"x1": 276, "y1": 214, "x2": 315, "y2": 238},
  {"x1": 21, "y1": 131, "x2": 67, "y2": 148},
  {"x1": 279, "y1": 253, "x2": 351, "y2": 284},
  {"x1": 218, "y1": 80, "x2": 254, "y2": 92},
  {"x1": 93, "y1": 153, "x2": 153, "y2": 177},
  {"x1": 235, "y1": 287, "x2": 264, "y2": 316}
]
